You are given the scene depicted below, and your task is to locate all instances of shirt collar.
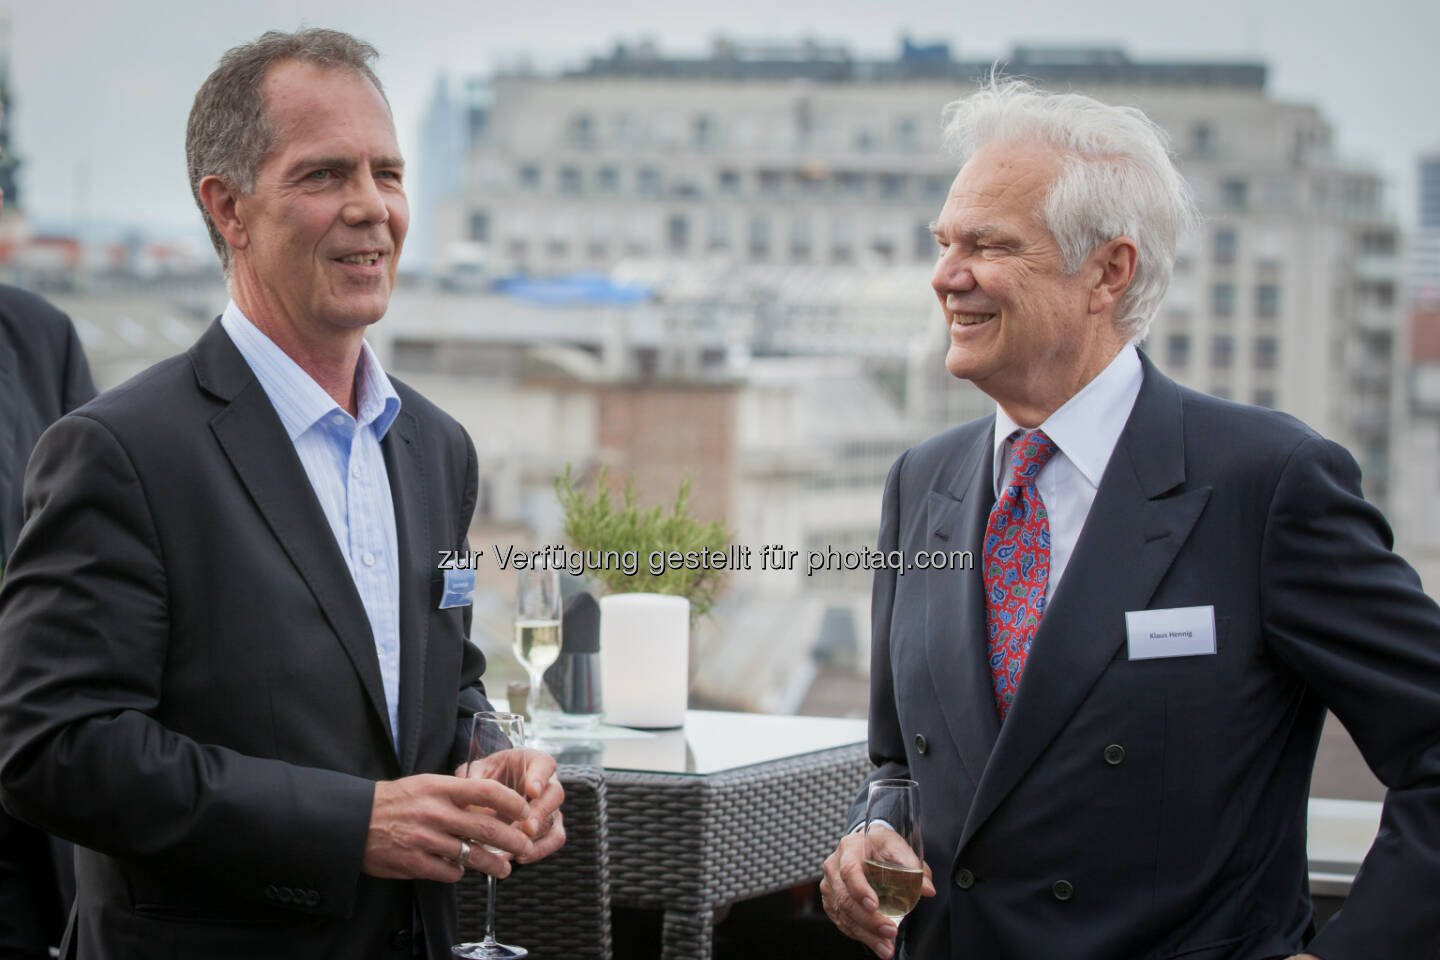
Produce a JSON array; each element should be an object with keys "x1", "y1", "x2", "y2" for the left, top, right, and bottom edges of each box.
[
  {"x1": 992, "y1": 345, "x2": 1143, "y2": 495},
  {"x1": 220, "y1": 300, "x2": 401, "y2": 441}
]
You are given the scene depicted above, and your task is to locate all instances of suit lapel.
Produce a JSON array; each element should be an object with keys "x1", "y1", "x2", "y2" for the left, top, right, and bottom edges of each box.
[
  {"x1": 959, "y1": 357, "x2": 1212, "y2": 850},
  {"x1": 924, "y1": 427, "x2": 1000, "y2": 787},
  {"x1": 383, "y1": 410, "x2": 431, "y2": 774},
  {"x1": 192, "y1": 321, "x2": 395, "y2": 748}
]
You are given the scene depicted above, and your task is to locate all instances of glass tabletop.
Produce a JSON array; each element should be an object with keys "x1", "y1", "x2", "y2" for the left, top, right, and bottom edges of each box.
[{"x1": 537, "y1": 709, "x2": 868, "y2": 775}]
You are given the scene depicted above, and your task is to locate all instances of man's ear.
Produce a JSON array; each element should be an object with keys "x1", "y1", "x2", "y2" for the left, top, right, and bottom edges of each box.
[
  {"x1": 1088, "y1": 236, "x2": 1138, "y2": 315},
  {"x1": 198, "y1": 175, "x2": 248, "y2": 254}
]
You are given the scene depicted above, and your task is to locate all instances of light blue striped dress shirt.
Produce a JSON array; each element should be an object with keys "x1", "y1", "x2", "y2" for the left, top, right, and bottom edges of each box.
[{"x1": 221, "y1": 301, "x2": 404, "y2": 748}]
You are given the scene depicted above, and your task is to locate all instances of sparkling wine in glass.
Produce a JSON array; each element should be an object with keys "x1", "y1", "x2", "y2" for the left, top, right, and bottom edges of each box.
[
  {"x1": 452, "y1": 711, "x2": 528, "y2": 959},
  {"x1": 862, "y1": 778, "x2": 925, "y2": 922},
  {"x1": 514, "y1": 565, "x2": 562, "y2": 733}
]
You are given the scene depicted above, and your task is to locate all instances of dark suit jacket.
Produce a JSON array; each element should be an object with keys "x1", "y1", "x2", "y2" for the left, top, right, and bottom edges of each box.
[
  {"x1": 0, "y1": 284, "x2": 95, "y2": 956},
  {"x1": 0, "y1": 283, "x2": 96, "y2": 560},
  {"x1": 0, "y1": 320, "x2": 491, "y2": 959},
  {"x1": 854, "y1": 355, "x2": 1440, "y2": 959}
]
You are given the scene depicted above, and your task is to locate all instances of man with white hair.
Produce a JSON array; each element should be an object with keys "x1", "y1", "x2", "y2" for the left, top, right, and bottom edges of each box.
[{"x1": 821, "y1": 79, "x2": 1440, "y2": 959}]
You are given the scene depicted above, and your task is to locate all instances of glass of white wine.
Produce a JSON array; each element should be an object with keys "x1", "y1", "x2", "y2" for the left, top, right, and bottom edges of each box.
[
  {"x1": 453, "y1": 710, "x2": 528, "y2": 959},
  {"x1": 863, "y1": 778, "x2": 925, "y2": 925},
  {"x1": 514, "y1": 564, "x2": 562, "y2": 734}
]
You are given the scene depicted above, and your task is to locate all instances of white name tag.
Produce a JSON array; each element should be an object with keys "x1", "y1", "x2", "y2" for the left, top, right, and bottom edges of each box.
[{"x1": 1124, "y1": 605, "x2": 1217, "y2": 660}]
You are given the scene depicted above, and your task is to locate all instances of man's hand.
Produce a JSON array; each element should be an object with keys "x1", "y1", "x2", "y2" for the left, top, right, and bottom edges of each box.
[
  {"x1": 457, "y1": 748, "x2": 566, "y2": 864},
  {"x1": 820, "y1": 830, "x2": 936, "y2": 959},
  {"x1": 362, "y1": 773, "x2": 534, "y2": 882}
]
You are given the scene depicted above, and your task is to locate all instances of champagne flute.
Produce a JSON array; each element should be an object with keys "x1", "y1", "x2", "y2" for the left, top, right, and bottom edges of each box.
[
  {"x1": 862, "y1": 778, "x2": 925, "y2": 923},
  {"x1": 514, "y1": 564, "x2": 562, "y2": 734},
  {"x1": 453, "y1": 711, "x2": 529, "y2": 959}
]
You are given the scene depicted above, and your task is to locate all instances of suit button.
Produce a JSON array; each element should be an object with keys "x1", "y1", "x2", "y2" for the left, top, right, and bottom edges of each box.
[
  {"x1": 264, "y1": 884, "x2": 279, "y2": 901},
  {"x1": 954, "y1": 867, "x2": 975, "y2": 889},
  {"x1": 914, "y1": 733, "x2": 929, "y2": 755},
  {"x1": 1103, "y1": 744, "x2": 1125, "y2": 765},
  {"x1": 1052, "y1": 880, "x2": 1074, "y2": 901},
  {"x1": 279, "y1": 886, "x2": 295, "y2": 903},
  {"x1": 389, "y1": 928, "x2": 414, "y2": 951},
  {"x1": 305, "y1": 890, "x2": 320, "y2": 908}
]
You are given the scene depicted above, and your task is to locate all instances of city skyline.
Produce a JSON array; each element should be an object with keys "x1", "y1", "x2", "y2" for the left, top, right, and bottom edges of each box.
[{"x1": 6, "y1": 0, "x2": 1439, "y2": 243}]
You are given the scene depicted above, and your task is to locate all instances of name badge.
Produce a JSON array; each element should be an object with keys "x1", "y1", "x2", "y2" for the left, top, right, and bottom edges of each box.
[
  {"x1": 1124, "y1": 605, "x2": 1216, "y2": 660},
  {"x1": 439, "y1": 568, "x2": 475, "y2": 609}
]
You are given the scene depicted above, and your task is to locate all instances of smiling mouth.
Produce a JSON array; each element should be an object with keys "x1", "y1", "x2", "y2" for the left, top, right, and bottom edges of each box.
[
  {"x1": 337, "y1": 252, "x2": 381, "y2": 266},
  {"x1": 952, "y1": 313, "x2": 996, "y2": 326}
]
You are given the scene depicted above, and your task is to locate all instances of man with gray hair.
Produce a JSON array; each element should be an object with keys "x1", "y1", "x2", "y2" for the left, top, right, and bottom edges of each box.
[
  {"x1": 0, "y1": 28, "x2": 563, "y2": 958},
  {"x1": 821, "y1": 79, "x2": 1440, "y2": 959}
]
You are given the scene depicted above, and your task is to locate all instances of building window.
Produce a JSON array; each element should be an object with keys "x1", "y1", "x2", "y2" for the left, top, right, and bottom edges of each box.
[
  {"x1": 1253, "y1": 388, "x2": 1276, "y2": 408},
  {"x1": 717, "y1": 169, "x2": 741, "y2": 194},
  {"x1": 896, "y1": 116, "x2": 920, "y2": 151},
  {"x1": 922, "y1": 175, "x2": 949, "y2": 200},
  {"x1": 1166, "y1": 333, "x2": 1190, "y2": 368},
  {"x1": 693, "y1": 114, "x2": 715, "y2": 149},
  {"x1": 758, "y1": 170, "x2": 784, "y2": 196},
  {"x1": 1359, "y1": 229, "x2": 1397, "y2": 255},
  {"x1": 567, "y1": 112, "x2": 594, "y2": 147},
  {"x1": 708, "y1": 214, "x2": 732, "y2": 252},
  {"x1": 748, "y1": 216, "x2": 771, "y2": 260},
  {"x1": 518, "y1": 164, "x2": 540, "y2": 190},
  {"x1": 830, "y1": 218, "x2": 855, "y2": 263},
  {"x1": 789, "y1": 218, "x2": 812, "y2": 262},
  {"x1": 1254, "y1": 336, "x2": 1278, "y2": 370},
  {"x1": 1211, "y1": 335, "x2": 1234, "y2": 368},
  {"x1": 1213, "y1": 228, "x2": 1237, "y2": 264},
  {"x1": 915, "y1": 222, "x2": 937, "y2": 261},
  {"x1": 667, "y1": 215, "x2": 689, "y2": 254},
  {"x1": 1256, "y1": 284, "x2": 1281, "y2": 318},
  {"x1": 558, "y1": 166, "x2": 582, "y2": 196},
  {"x1": 836, "y1": 171, "x2": 866, "y2": 196},
  {"x1": 1220, "y1": 178, "x2": 1249, "y2": 212},
  {"x1": 588, "y1": 240, "x2": 608, "y2": 261},
  {"x1": 637, "y1": 167, "x2": 662, "y2": 196},
  {"x1": 546, "y1": 238, "x2": 569, "y2": 258},
  {"x1": 597, "y1": 166, "x2": 620, "y2": 192},
  {"x1": 468, "y1": 211, "x2": 490, "y2": 243},
  {"x1": 871, "y1": 234, "x2": 896, "y2": 264},
  {"x1": 1212, "y1": 283, "x2": 1236, "y2": 318},
  {"x1": 880, "y1": 174, "x2": 907, "y2": 199},
  {"x1": 1190, "y1": 123, "x2": 1213, "y2": 158}
]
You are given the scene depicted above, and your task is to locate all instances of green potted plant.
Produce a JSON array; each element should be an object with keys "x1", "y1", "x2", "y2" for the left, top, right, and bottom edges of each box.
[{"x1": 554, "y1": 465, "x2": 729, "y2": 728}]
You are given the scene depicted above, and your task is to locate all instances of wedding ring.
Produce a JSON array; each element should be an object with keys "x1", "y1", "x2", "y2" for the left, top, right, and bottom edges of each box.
[{"x1": 457, "y1": 839, "x2": 472, "y2": 869}]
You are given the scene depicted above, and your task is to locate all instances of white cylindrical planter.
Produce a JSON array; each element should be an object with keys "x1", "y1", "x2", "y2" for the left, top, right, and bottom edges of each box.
[{"x1": 598, "y1": 593, "x2": 689, "y2": 728}]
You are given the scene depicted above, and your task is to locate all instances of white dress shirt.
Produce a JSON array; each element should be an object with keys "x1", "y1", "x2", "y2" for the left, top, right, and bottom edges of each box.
[
  {"x1": 221, "y1": 301, "x2": 405, "y2": 747},
  {"x1": 992, "y1": 345, "x2": 1143, "y2": 600}
]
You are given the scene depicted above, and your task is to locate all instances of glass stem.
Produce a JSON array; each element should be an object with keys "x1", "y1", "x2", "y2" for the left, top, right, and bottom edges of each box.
[
  {"x1": 527, "y1": 668, "x2": 541, "y2": 727},
  {"x1": 485, "y1": 874, "x2": 498, "y2": 945}
]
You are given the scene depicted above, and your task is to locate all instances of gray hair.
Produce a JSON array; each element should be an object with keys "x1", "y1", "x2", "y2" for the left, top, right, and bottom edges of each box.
[
  {"x1": 941, "y1": 78, "x2": 1200, "y2": 342},
  {"x1": 185, "y1": 28, "x2": 388, "y2": 272}
]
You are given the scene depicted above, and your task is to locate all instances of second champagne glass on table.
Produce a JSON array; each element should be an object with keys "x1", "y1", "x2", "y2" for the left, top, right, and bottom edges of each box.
[
  {"x1": 863, "y1": 778, "x2": 925, "y2": 924},
  {"x1": 452, "y1": 711, "x2": 529, "y2": 960},
  {"x1": 514, "y1": 565, "x2": 562, "y2": 733}
]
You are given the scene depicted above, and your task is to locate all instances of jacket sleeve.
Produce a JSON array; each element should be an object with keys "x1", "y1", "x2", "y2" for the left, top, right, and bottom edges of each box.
[
  {"x1": 451, "y1": 421, "x2": 494, "y2": 769},
  {"x1": 0, "y1": 413, "x2": 376, "y2": 919},
  {"x1": 847, "y1": 449, "x2": 914, "y2": 831},
  {"x1": 1261, "y1": 436, "x2": 1440, "y2": 958}
]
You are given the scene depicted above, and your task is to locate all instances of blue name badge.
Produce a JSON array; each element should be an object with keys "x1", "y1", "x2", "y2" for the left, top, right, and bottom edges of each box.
[{"x1": 439, "y1": 568, "x2": 476, "y2": 609}]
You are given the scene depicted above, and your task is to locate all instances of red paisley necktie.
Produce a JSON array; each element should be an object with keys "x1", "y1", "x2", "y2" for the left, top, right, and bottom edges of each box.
[{"x1": 983, "y1": 429, "x2": 1057, "y2": 721}]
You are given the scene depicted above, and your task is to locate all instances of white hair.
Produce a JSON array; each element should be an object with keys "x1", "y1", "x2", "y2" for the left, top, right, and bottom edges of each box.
[{"x1": 941, "y1": 77, "x2": 1200, "y2": 342}]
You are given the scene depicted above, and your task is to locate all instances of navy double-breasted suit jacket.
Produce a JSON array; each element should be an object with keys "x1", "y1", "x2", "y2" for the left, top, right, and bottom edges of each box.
[{"x1": 854, "y1": 355, "x2": 1440, "y2": 959}]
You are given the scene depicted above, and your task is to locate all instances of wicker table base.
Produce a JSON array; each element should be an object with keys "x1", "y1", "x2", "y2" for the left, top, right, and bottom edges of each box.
[{"x1": 605, "y1": 743, "x2": 871, "y2": 960}]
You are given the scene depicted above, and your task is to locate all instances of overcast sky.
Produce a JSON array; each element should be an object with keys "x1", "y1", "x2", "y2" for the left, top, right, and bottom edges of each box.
[{"x1": 8, "y1": 0, "x2": 1440, "y2": 244}]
